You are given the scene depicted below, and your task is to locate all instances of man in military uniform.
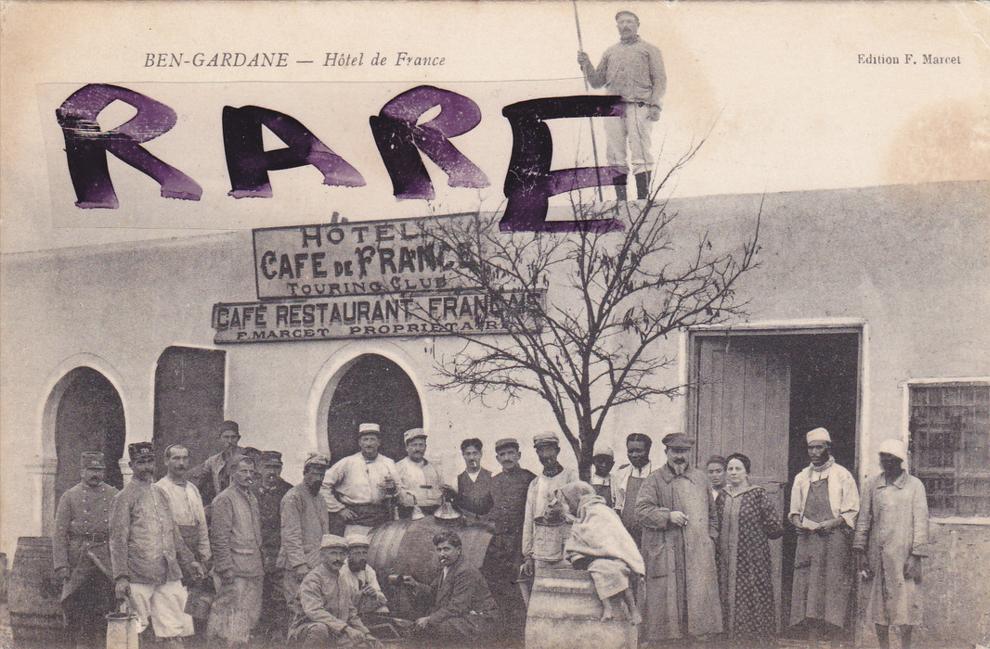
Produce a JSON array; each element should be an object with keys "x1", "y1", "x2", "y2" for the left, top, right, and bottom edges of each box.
[
  {"x1": 191, "y1": 420, "x2": 244, "y2": 508},
  {"x1": 280, "y1": 453, "x2": 332, "y2": 617},
  {"x1": 255, "y1": 450, "x2": 293, "y2": 641},
  {"x1": 394, "y1": 428, "x2": 444, "y2": 518},
  {"x1": 339, "y1": 534, "x2": 389, "y2": 623},
  {"x1": 110, "y1": 442, "x2": 202, "y2": 648},
  {"x1": 52, "y1": 450, "x2": 118, "y2": 649}
]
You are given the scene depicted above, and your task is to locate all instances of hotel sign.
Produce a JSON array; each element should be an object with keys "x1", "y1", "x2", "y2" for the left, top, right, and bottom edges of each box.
[
  {"x1": 252, "y1": 216, "x2": 475, "y2": 300},
  {"x1": 212, "y1": 289, "x2": 545, "y2": 344}
]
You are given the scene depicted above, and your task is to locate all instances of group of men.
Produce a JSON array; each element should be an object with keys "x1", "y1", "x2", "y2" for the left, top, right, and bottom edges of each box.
[{"x1": 53, "y1": 417, "x2": 928, "y2": 649}]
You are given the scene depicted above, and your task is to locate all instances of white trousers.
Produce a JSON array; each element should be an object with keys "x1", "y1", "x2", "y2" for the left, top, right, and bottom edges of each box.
[
  {"x1": 604, "y1": 102, "x2": 655, "y2": 175},
  {"x1": 128, "y1": 580, "x2": 194, "y2": 638}
]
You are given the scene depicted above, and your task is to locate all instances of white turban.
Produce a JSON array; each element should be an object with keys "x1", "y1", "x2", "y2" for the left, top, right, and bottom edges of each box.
[
  {"x1": 806, "y1": 427, "x2": 831, "y2": 444},
  {"x1": 878, "y1": 438, "x2": 907, "y2": 461}
]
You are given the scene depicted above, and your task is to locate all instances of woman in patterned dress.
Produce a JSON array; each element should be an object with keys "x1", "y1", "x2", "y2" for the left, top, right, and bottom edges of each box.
[{"x1": 715, "y1": 452, "x2": 784, "y2": 645}]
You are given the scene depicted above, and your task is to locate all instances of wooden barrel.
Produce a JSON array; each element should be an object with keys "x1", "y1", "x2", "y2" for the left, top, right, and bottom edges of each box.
[
  {"x1": 368, "y1": 516, "x2": 493, "y2": 585},
  {"x1": 525, "y1": 567, "x2": 637, "y2": 649},
  {"x1": 7, "y1": 536, "x2": 68, "y2": 646}
]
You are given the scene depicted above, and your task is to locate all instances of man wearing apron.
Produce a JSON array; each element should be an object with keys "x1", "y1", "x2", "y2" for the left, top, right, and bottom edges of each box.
[
  {"x1": 155, "y1": 444, "x2": 212, "y2": 635},
  {"x1": 395, "y1": 428, "x2": 445, "y2": 518},
  {"x1": 323, "y1": 423, "x2": 400, "y2": 534},
  {"x1": 612, "y1": 433, "x2": 656, "y2": 546},
  {"x1": 789, "y1": 427, "x2": 860, "y2": 643},
  {"x1": 52, "y1": 451, "x2": 118, "y2": 649}
]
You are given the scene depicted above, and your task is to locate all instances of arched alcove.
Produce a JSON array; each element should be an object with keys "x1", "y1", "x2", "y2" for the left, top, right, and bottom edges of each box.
[
  {"x1": 50, "y1": 367, "x2": 126, "y2": 505},
  {"x1": 323, "y1": 354, "x2": 423, "y2": 462}
]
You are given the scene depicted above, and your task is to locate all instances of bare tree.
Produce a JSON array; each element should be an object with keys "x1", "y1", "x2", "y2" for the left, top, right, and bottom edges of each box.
[{"x1": 417, "y1": 146, "x2": 762, "y2": 478}]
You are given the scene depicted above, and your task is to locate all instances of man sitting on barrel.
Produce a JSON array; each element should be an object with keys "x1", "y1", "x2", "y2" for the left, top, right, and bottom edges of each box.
[{"x1": 398, "y1": 530, "x2": 498, "y2": 646}]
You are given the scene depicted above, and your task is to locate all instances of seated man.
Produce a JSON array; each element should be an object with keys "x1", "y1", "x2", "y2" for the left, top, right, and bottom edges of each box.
[
  {"x1": 398, "y1": 530, "x2": 498, "y2": 646},
  {"x1": 559, "y1": 481, "x2": 644, "y2": 625},
  {"x1": 287, "y1": 534, "x2": 382, "y2": 649},
  {"x1": 340, "y1": 534, "x2": 389, "y2": 619}
]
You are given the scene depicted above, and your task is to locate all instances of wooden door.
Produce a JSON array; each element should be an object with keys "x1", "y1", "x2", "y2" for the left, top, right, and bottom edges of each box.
[{"x1": 692, "y1": 335, "x2": 790, "y2": 629}]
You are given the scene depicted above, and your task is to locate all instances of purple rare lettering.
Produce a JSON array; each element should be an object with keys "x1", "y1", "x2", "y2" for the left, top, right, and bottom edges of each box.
[
  {"x1": 370, "y1": 85, "x2": 488, "y2": 200},
  {"x1": 223, "y1": 105, "x2": 365, "y2": 198},
  {"x1": 55, "y1": 83, "x2": 202, "y2": 209}
]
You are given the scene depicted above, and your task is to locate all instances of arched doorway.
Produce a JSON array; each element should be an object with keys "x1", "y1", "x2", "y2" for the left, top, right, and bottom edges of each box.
[
  {"x1": 325, "y1": 354, "x2": 423, "y2": 462},
  {"x1": 52, "y1": 367, "x2": 126, "y2": 505}
]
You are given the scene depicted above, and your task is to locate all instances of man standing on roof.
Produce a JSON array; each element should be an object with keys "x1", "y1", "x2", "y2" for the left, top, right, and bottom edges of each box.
[{"x1": 578, "y1": 10, "x2": 667, "y2": 202}]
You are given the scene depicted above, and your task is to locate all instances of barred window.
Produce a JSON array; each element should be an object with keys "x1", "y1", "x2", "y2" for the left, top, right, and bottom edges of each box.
[{"x1": 909, "y1": 382, "x2": 990, "y2": 517}]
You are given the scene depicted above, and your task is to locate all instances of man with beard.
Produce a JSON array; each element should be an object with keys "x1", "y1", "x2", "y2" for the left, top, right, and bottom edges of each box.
[
  {"x1": 207, "y1": 456, "x2": 264, "y2": 648},
  {"x1": 110, "y1": 442, "x2": 200, "y2": 648},
  {"x1": 519, "y1": 433, "x2": 580, "y2": 588},
  {"x1": 324, "y1": 423, "x2": 400, "y2": 534},
  {"x1": 288, "y1": 535, "x2": 380, "y2": 649},
  {"x1": 395, "y1": 428, "x2": 444, "y2": 518},
  {"x1": 788, "y1": 428, "x2": 860, "y2": 643},
  {"x1": 577, "y1": 10, "x2": 666, "y2": 201},
  {"x1": 483, "y1": 438, "x2": 535, "y2": 637},
  {"x1": 590, "y1": 445, "x2": 615, "y2": 507},
  {"x1": 339, "y1": 534, "x2": 389, "y2": 623},
  {"x1": 854, "y1": 439, "x2": 929, "y2": 649},
  {"x1": 191, "y1": 420, "x2": 244, "y2": 508},
  {"x1": 254, "y1": 450, "x2": 293, "y2": 641},
  {"x1": 452, "y1": 438, "x2": 494, "y2": 521},
  {"x1": 612, "y1": 433, "x2": 656, "y2": 546},
  {"x1": 52, "y1": 451, "x2": 118, "y2": 649},
  {"x1": 402, "y1": 530, "x2": 498, "y2": 646},
  {"x1": 155, "y1": 444, "x2": 212, "y2": 638},
  {"x1": 635, "y1": 433, "x2": 722, "y2": 643},
  {"x1": 279, "y1": 453, "x2": 332, "y2": 617}
]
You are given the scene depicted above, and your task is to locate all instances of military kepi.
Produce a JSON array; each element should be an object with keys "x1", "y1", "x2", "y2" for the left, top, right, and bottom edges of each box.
[
  {"x1": 661, "y1": 432, "x2": 694, "y2": 450},
  {"x1": 304, "y1": 452, "x2": 331, "y2": 469},
  {"x1": 219, "y1": 420, "x2": 239, "y2": 434},
  {"x1": 533, "y1": 432, "x2": 559, "y2": 447},
  {"x1": 320, "y1": 534, "x2": 348, "y2": 550},
  {"x1": 128, "y1": 441, "x2": 154, "y2": 461},
  {"x1": 81, "y1": 450, "x2": 106, "y2": 469},
  {"x1": 358, "y1": 422, "x2": 380, "y2": 436},
  {"x1": 495, "y1": 437, "x2": 520, "y2": 452},
  {"x1": 260, "y1": 451, "x2": 283, "y2": 466}
]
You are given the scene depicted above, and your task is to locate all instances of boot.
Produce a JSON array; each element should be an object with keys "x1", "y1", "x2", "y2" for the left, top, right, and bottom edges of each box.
[
  {"x1": 614, "y1": 174, "x2": 627, "y2": 202},
  {"x1": 635, "y1": 171, "x2": 651, "y2": 200}
]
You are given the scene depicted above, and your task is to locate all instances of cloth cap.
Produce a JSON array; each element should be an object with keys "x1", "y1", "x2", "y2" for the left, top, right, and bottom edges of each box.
[
  {"x1": 533, "y1": 432, "x2": 560, "y2": 447},
  {"x1": 260, "y1": 451, "x2": 283, "y2": 466},
  {"x1": 304, "y1": 453, "x2": 332, "y2": 470},
  {"x1": 345, "y1": 533, "x2": 371, "y2": 548},
  {"x1": 242, "y1": 447, "x2": 262, "y2": 459},
  {"x1": 878, "y1": 438, "x2": 907, "y2": 461},
  {"x1": 495, "y1": 438, "x2": 520, "y2": 452},
  {"x1": 358, "y1": 423, "x2": 381, "y2": 436},
  {"x1": 404, "y1": 428, "x2": 427, "y2": 444},
  {"x1": 81, "y1": 451, "x2": 106, "y2": 469},
  {"x1": 661, "y1": 433, "x2": 694, "y2": 450},
  {"x1": 128, "y1": 442, "x2": 154, "y2": 461},
  {"x1": 593, "y1": 445, "x2": 614, "y2": 458},
  {"x1": 615, "y1": 10, "x2": 639, "y2": 22},
  {"x1": 806, "y1": 427, "x2": 832, "y2": 444},
  {"x1": 219, "y1": 420, "x2": 240, "y2": 434},
  {"x1": 320, "y1": 534, "x2": 348, "y2": 550}
]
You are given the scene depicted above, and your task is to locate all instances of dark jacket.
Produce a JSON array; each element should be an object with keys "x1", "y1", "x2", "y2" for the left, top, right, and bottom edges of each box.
[{"x1": 413, "y1": 557, "x2": 498, "y2": 639}]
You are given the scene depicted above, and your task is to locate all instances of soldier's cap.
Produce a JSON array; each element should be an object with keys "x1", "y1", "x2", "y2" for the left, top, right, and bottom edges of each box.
[
  {"x1": 242, "y1": 447, "x2": 262, "y2": 459},
  {"x1": 806, "y1": 427, "x2": 831, "y2": 444},
  {"x1": 615, "y1": 10, "x2": 639, "y2": 23},
  {"x1": 81, "y1": 451, "x2": 106, "y2": 469},
  {"x1": 345, "y1": 533, "x2": 371, "y2": 548},
  {"x1": 404, "y1": 428, "x2": 427, "y2": 444},
  {"x1": 495, "y1": 437, "x2": 520, "y2": 452},
  {"x1": 260, "y1": 451, "x2": 283, "y2": 466},
  {"x1": 320, "y1": 534, "x2": 349, "y2": 550},
  {"x1": 533, "y1": 432, "x2": 560, "y2": 447},
  {"x1": 358, "y1": 422, "x2": 381, "y2": 437},
  {"x1": 593, "y1": 445, "x2": 614, "y2": 458},
  {"x1": 219, "y1": 420, "x2": 240, "y2": 435},
  {"x1": 878, "y1": 438, "x2": 907, "y2": 461},
  {"x1": 661, "y1": 433, "x2": 694, "y2": 450},
  {"x1": 304, "y1": 453, "x2": 332, "y2": 470},
  {"x1": 128, "y1": 442, "x2": 154, "y2": 461}
]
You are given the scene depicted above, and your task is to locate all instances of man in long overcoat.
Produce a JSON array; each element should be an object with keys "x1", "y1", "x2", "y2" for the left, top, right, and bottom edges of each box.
[
  {"x1": 634, "y1": 433, "x2": 722, "y2": 642},
  {"x1": 279, "y1": 453, "x2": 332, "y2": 615},
  {"x1": 52, "y1": 451, "x2": 118, "y2": 649}
]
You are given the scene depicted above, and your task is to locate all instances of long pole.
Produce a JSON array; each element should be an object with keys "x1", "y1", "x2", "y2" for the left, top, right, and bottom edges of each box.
[{"x1": 572, "y1": 0, "x2": 604, "y2": 202}]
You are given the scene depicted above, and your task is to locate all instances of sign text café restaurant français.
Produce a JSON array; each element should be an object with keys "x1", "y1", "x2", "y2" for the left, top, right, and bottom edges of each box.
[{"x1": 212, "y1": 216, "x2": 545, "y2": 343}]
